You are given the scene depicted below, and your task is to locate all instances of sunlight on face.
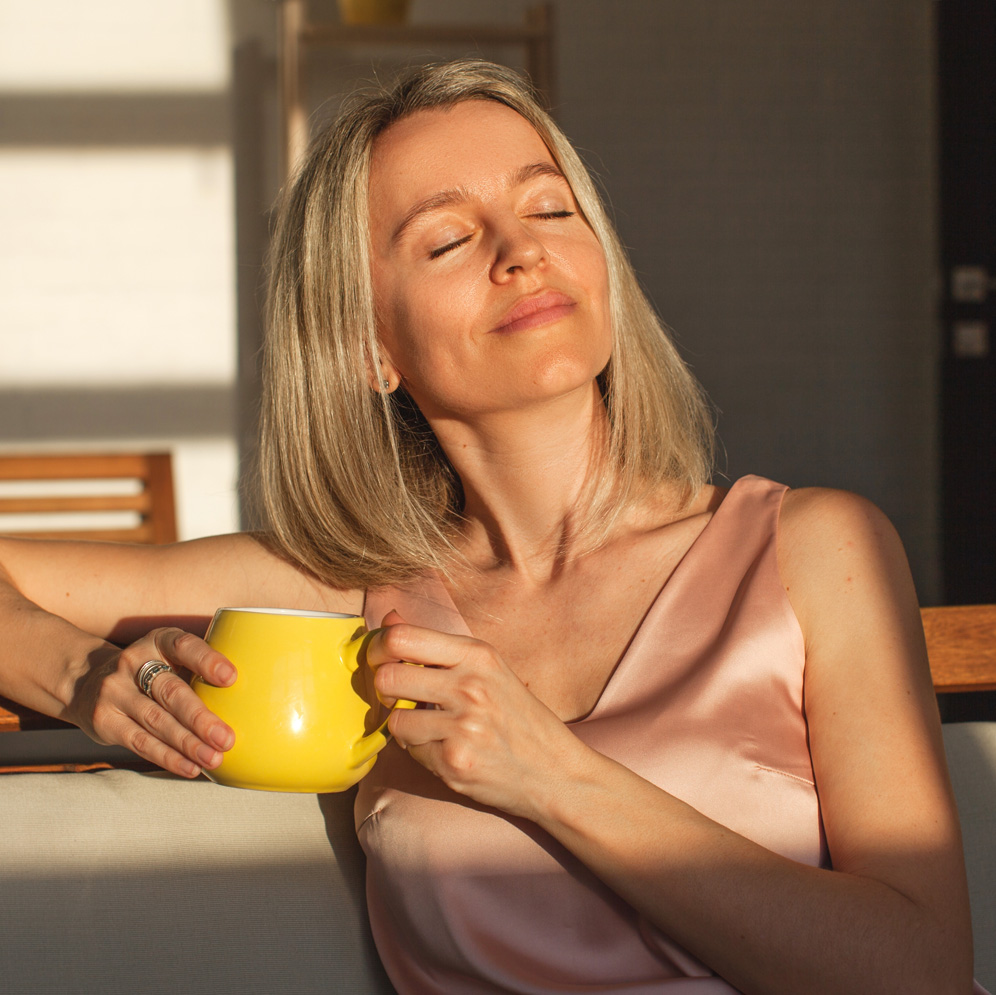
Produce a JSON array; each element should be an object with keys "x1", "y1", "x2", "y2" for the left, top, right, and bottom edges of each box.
[{"x1": 368, "y1": 100, "x2": 611, "y2": 422}]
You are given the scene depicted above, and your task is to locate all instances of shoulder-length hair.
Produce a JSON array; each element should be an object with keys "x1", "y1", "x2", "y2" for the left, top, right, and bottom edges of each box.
[{"x1": 258, "y1": 59, "x2": 714, "y2": 590}]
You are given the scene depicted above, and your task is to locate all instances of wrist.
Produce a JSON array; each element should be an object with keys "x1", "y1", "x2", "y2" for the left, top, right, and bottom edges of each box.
[
  {"x1": 524, "y1": 729, "x2": 615, "y2": 832},
  {"x1": 19, "y1": 603, "x2": 117, "y2": 720},
  {"x1": 60, "y1": 640, "x2": 117, "y2": 707}
]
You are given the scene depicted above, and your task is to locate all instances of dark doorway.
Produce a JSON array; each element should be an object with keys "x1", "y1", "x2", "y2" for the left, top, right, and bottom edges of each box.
[{"x1": 937, "y1": 2, "x2": 996, "y2": 720}]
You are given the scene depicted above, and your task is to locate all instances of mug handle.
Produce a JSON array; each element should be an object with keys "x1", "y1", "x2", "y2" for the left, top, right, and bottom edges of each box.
[{"x1": 344, "y1": 628, "x2": 418, "y2": 770}]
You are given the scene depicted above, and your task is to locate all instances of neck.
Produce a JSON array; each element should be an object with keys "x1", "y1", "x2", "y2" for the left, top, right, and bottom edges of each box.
[{"x1": 426, "y1": 383, "x2": 611, "y2": 580}]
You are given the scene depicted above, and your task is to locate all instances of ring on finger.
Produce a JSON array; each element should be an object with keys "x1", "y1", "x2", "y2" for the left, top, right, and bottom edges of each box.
[{"x1": 136, "y1": 660, "x2": 176, "y2": 698}]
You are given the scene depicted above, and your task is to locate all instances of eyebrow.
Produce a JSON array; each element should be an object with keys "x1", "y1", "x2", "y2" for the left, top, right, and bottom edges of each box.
[{"x1": 389, "y1": 161, "x2": 569, "y2": 245}]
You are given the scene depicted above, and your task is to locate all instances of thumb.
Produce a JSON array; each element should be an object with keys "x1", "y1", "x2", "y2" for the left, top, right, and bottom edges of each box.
[{"x1": 380, "y1": 609, "x2": 406, "y2": 627}]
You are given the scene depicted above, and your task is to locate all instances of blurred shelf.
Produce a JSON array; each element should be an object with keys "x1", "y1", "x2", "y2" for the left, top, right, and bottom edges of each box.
[{"x1": 278, "y1": 0, "x2": 554, "y2": 178}]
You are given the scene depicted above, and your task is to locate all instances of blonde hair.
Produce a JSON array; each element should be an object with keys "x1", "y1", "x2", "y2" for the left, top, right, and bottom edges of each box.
[{"x1": 259, "y1": 59, "x2": 714, "y2": 589}]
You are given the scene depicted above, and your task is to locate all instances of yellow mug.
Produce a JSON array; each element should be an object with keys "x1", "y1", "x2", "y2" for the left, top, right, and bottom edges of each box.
[{"x1": 192, "y1": 607, "x2": 414, "y2": 793}]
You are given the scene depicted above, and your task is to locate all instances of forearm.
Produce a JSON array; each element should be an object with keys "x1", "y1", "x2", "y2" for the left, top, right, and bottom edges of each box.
[
  {"x1": 532, "y1": 744, "x2": 971, "y2": 995},
  {"x1": 370, "y1": 614, "x2": 973, "y2": 994}
]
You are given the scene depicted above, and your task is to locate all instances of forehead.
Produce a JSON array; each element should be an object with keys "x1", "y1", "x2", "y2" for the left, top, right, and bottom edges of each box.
[{"x1": 368, "y1": 101, "x2": 558, "y2": 217}]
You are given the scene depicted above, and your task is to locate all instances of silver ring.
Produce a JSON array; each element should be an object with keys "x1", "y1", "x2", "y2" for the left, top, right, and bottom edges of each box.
[{"x1": 136, "y1": 660, "x2": 175, "y2": 697}]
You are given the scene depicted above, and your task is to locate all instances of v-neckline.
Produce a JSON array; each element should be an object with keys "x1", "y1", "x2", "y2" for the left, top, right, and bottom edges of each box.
[{"x1": 424, "y1": 477, "x2": 746, "y2": 724}]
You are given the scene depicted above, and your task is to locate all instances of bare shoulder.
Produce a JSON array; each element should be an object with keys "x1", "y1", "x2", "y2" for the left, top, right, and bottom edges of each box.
[
  {"x1": 778, "y1": 485, "x2": 902, "y2": 558},
  {"x1": 776, "y1": 486, "x2": 913, "y2": 613},
  {"x1": 776, "y1": 486, "x2": 928, "y2": 705}
]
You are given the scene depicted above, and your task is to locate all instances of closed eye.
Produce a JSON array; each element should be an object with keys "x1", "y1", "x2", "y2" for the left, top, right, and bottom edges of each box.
[
  {"x1": 428, "y1": 211, "x2": 575, "y2": 260},
  {"x1": 429, "y1": 234, "x2": 473, "y2": 259}
]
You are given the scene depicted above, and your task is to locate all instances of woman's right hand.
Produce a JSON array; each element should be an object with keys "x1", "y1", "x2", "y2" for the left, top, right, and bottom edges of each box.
[
  {"x1": 66, "y1": 628, "x2": 237, "y2": 779},
  {"x1": 0, "y1": 531, "x2": 359, "y2": 778}
]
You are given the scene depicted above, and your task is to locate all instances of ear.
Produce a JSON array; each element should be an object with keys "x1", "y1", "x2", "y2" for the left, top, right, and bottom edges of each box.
[{"x1": 365, "y1": 346, "x2": 401, "y2": 394}]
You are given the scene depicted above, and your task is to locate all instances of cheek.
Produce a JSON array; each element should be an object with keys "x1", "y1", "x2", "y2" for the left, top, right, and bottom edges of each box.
[
  {"x1": 555, "y1": 230, "x2": 610, "y2": 303},
  {"x1": 586, "y1": 240, "x2": 611, "y2": 297},
  {"x1": 376, "y1": 271, "x2": 473, "y2": 373},
  {"x1": 376, "y1": 290, "x2": 453, "y2": 394},
  {"x1": 375, "y1": 297, "x2": 407, "y2": 365},
  {"x1": 578, "y1": 244, "x2": 612, "y2": 340},
  {"x1": 373, "y1": 272, "x2": 424, "y2": 371}
]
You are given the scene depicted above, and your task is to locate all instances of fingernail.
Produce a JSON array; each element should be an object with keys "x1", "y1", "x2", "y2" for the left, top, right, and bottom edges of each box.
[
  {"x1": 216, "y1": 663, "x2": 236, "y2": 685},
  {"x1": 210, "y1": 726, "x2": 235, "y2": 751},
  {"x1": 197, "y1": 744, "x2": 222, "y2": 767},
  {"x1": 181, "y1": 761, "x2": 201, "y2": 778}
]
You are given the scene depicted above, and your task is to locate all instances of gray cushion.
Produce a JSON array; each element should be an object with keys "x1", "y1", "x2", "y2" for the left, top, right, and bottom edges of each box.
[
  {"x1": 2, "y1": 725, "x2": 993, "y2": 994},
  {"x1": 0, "y1": 769, "x2": 396, "y2": 994},
  {"x1": 943, "y1": 721, "x2": 996, "y2": 992}
]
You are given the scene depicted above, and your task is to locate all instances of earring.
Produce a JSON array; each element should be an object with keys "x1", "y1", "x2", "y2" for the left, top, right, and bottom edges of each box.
[{"x1": 382, "y1": 379, "x2": 391, "y2": 390}]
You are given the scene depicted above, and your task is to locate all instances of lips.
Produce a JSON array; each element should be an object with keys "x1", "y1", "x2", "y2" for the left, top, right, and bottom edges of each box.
[{"x1": 491, "y1": 290, "x2": 577, "y2": 334}]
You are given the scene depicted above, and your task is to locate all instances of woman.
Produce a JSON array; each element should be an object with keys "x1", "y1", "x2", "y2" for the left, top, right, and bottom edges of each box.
[{"x1": 0, "y1": 61, "x2": 980, "y2": 994}]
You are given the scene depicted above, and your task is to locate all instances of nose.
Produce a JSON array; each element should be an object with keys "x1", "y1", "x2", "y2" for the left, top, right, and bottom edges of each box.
[{"x1": 489, "y1": 221, "x2": 547, "y2": 283}]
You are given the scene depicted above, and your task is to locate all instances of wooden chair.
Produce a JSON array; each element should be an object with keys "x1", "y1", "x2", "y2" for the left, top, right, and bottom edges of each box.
[{"x1": 0, "y1": 451, "x2": 177, "y2": 545}]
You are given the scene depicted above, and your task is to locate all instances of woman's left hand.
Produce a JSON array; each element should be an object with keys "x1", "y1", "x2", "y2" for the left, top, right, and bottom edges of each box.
[{"x1": 367, "y1": 610, "x2": 586, "y2": 819}]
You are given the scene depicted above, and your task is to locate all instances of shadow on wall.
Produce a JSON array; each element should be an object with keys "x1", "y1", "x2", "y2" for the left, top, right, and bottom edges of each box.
[{"x1": 0, "y1": 386, "x2": 234, "y2": 442}]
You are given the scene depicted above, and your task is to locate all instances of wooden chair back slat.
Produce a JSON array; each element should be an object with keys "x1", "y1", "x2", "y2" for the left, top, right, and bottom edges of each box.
[
  {"x1": 0, "y1": 494, "x2": 154, "y2": 515},
  {"x1": 0, "y1": 452, "x2": 177, "y2": 547},
  {"x1": 0, "y1": 453, "x2": 161, "y2": 480}
]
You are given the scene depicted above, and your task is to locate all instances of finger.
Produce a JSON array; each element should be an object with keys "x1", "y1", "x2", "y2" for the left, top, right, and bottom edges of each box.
[
  {"x1": 137, "y1": 692, "x2": 225, "y2": 769},
  {"x1": 374, "y1": 659, "x2": 451, "y2": 708},
  {"x1": 387, "y1": 702, "x2": 450, "y2": 751},
  {"x1": 94, "y1": 686, "x2": 212, "y2": 779},
  {"x1": 126, "y1": 703, "x2": 218, "y2": 779},
  {"x1": 387, "y1": 708, "x2": 490, "y2": 792},
  {"x1": 132, "y1": 630, "x2": 236, "y2": 749},
  {"x1": 143, "y1": 665, "x2": 235, "y2": 755},
  {"x1": 372, "y1": 621, "x2": 485, "y2": 672},
  {"x1": 365, "y1": 611, "x2": 407, "y2": 676},
  {"x1": 154, "y1": 627, "x2": 236, "y2": 687},
  {"x1": 367, "y1": 612, "x2": 414, "y2": 707}
]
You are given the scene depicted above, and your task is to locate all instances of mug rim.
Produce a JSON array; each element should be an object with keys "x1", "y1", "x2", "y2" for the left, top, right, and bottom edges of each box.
[{"x1": 213, "y1": 607, "x2": 361, "y2": 619}]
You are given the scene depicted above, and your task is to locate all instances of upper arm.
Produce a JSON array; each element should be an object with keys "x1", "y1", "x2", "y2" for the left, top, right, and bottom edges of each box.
[
  {"x1": 0, "y1": 532, "x2": 362, "y2": 644},
  {"x1": 778, "y1": 488, "x2": 971, "y2": 930}
]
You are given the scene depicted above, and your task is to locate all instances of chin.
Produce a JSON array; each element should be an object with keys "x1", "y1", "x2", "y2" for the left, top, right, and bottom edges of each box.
[
  {"x1": 516, "y1": 356, "x2": 605, "y2": 406},
  {"x1": 537, "y1": 344, "x2": 610, "y2": 390}
]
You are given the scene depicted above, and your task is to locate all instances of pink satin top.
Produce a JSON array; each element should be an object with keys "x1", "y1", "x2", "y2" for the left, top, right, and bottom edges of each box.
[{"x1": 355, "y1": 476, "x2": 931, "y2": 992}]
